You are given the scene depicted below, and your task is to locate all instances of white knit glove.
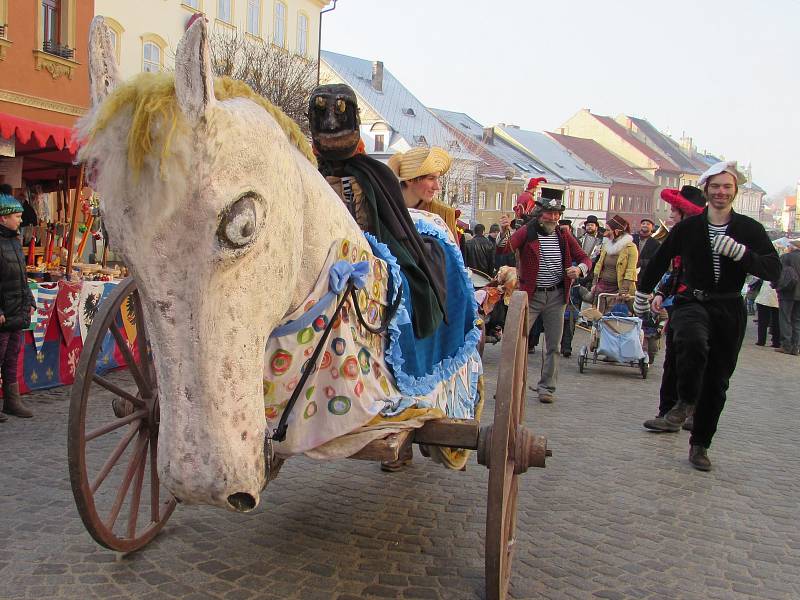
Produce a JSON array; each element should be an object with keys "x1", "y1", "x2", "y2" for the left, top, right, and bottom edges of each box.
[
  {"x1": 633, "y1": 291, "x2": 651, "y2": 316},
  {"x1": 712, "y1": 234, "x2": 746, "y2": 261}
]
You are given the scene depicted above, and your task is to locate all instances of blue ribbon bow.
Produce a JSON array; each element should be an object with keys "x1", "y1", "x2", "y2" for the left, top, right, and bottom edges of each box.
[{"x1": 269, "y1": 260, "x2": 370, "y2": 338}]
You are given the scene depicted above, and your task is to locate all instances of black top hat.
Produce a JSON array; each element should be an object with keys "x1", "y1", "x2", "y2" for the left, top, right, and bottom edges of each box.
[
  {"x1": 559, "y1": 219, "x2": 572, "y2": 226},
  {"x1": 584, "y1": 214, "x2": 599, "y2": 225},
  {"x1": 536, "y1": 188, "x2": 565, "y2": 212}
]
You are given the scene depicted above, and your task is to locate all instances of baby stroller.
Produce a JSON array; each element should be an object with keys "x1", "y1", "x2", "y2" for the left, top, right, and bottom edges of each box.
[{"x1": 578, "y1": 293, "x2": 648, "y2": 378}]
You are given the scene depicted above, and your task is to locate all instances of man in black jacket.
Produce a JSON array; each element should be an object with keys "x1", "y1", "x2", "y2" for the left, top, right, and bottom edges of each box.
[
  {"x1": 633, "y1": 218, "x2": 661, "y2": 285},
  {"x1": 634, "y1": 161, "x2": 780, "y2": 471},
  {"x1": 0, "y1": 185, "x2": 36, "y2": 421},
  {"x1": 463, "y1": 224, "x2": 496, "y2": 277}
]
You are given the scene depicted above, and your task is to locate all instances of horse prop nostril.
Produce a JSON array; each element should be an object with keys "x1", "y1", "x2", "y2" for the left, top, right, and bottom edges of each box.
[{"x1": 227, "y1": 492, "x2": 257, "y2": 512}]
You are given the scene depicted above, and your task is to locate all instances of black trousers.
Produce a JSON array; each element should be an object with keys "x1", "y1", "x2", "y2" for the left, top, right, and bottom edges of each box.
[
  {"x1": 669, "y1": 298, "x2": 746, "y2": 448},
  {"x1": 755, "y1": 303, "x2": 780, "y2": 347},
  {"x1": 657, "y1": 308, "x2": 677, "y2": 416}
]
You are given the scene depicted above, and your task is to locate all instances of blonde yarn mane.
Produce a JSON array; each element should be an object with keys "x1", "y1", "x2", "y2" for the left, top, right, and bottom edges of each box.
[{"x1": 85, "y1": 73, "x2": 316, "y2": 176}]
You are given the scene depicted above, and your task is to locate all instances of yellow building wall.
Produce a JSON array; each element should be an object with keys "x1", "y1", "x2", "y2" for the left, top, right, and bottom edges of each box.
[
  {"x1": 560, "y1": 109, "x2": 657, "y2": 180},
  {"x1": 95, "y1": 0, "x2": 326, "y2": 81}
]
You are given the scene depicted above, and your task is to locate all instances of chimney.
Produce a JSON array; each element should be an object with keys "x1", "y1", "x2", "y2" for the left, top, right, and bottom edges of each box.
[
  {"x1": 371, "y1": 61, "x2": 383, "y2": 92},
  {"x1": 482, "y1": 127, "x2": 494, "y2": 145},
  {"x1": 558, "y1": 127, "x2": 565, "y2": 134}
]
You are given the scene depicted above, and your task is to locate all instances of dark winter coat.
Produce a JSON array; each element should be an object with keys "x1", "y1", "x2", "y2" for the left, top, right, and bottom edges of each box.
[
  {"x1": 633, "y1": 234, "x2": 661, "y2": 284},
  {"x1": 463, "y1": 234, "x2": 496, "y2": 277},
  {"x1": 775, "y1": 250, "x2": 800, "y2": 301},
  {"x1": 639, "y1": 208, "x2": 780, "y2": 296},
  {"x1": 0, "y1": 225, "x2": 35, "y2": 332}
]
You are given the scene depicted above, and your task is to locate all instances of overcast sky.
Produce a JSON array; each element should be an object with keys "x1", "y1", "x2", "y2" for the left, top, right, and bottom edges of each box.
[{"x1": 321, "y1": 0, "x2": 798, "y2": 198}]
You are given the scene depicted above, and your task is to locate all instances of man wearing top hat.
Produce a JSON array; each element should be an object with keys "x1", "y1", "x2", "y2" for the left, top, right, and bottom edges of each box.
[
  {"x1": 510, "y1": 189, "x2": 591, "y2": 403},
  {"x1": 635, "y1": 162, "x2": 780, "y2": 471},
  {"x1": 578, "y1": 214, "x2": 603, "y2": 258}
]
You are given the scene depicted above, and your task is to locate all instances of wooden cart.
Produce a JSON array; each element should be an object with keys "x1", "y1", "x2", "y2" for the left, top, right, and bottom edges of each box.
[{"x1": 68, "y1": 280, "x2": 548, "y2": 600}]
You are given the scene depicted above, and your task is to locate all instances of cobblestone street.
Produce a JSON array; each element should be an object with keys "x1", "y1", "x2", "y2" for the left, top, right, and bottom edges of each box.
[{"x1": 1, "y1": 321, "x2": 798, "y2": 600}]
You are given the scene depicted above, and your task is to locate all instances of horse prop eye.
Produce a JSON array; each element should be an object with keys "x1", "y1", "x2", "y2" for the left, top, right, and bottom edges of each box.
[
  {"x1": 336, "y1": 99, "x2": 346, "y2": 113},
  {"x1": 315, "y1": 96, "x2": 326, "y2": 110},
  {"x1": 217, "y1": 194, "x2": 259, "y2": 250}
]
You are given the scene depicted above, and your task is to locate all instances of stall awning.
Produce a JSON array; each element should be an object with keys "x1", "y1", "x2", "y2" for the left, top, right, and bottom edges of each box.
[
  {"x1": 0, "y1": 112, "x2": 82, "y2": 189},
  {"x1": 0, "y1": 112, "x2": 80, "y2": 153}
]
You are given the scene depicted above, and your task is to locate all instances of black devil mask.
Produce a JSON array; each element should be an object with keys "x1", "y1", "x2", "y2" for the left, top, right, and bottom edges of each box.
[{"x1": 308, "y1": 84, "x2": 361, "y2": 161}]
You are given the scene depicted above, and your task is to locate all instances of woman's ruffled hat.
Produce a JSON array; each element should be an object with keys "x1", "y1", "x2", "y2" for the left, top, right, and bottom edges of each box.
[
  {"x1": 0, "y1": 193, "x2": 23, "y2": 216},
  {"x1": 660, "y1": 185, "x2": 705, "y2": 217},
  {"x1": 388, "y1": 146, "x2": 451, "y2": 181}
]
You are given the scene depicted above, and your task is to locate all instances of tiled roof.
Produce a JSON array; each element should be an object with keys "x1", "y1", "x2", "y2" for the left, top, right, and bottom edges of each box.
[
  {"x1": 320, "y1": 51, "x2": 479, "y2": 162},
  {"x1": 495, "y1": 126, "x2": 610, "y2": 185},
  {"x1": 546, "y1": 132, "x2": 653, "y2": 186},
  {"x1": 592, "y1": 115, "x2": 681, "y2": 172},
  {"x1": 431, "y1": 109, "x2": 565, "y2": 183},
  {"x1": 625, "y1": 117, "x2": 700, "y2": 174},
  {"x1": 785, "y1": 196, "x2": 796, "y2": 209}
]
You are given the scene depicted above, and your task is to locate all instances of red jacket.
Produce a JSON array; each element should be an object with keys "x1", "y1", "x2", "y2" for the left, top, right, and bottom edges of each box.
[{"x1": 510, "y1": 223, "x2": 591, "y2": 302}]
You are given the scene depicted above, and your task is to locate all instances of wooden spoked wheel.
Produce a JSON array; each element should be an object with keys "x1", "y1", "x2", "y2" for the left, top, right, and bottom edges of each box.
[
  {"x1": 68, "y1": 277, "x2": 176, "y2": 552},
  {"x1": 483, "y1": 291, "x2": 529, "y2": 600}
]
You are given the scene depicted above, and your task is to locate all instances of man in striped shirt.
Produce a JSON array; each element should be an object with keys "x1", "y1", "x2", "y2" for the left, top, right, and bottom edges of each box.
[
  {"x1": 635, "y1": 161, "x2": 780, "y2": 471},
  {"x1": 510, "y1": 189, "x2": 592, "y2": 403}
]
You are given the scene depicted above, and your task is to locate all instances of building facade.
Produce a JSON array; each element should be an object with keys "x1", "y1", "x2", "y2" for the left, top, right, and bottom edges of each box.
[
  {"x1": 0, "y1": 0, "x2": 93, "y2": 191},
  {"x1": 547, "y1": 132, "x2": 658, "y2": 228},
  {"x1": 431, "y1": 109, "x2": 567, "y2": 226},
  {"x1": 493, "y1": 125, "x2": 611, "y2": 225},
  {"x1": 559, "y1": 109, "x2": 682, "y2": 224},
  {"x1": 95, "y1": 0, "x2": 328, "y2": 80}
]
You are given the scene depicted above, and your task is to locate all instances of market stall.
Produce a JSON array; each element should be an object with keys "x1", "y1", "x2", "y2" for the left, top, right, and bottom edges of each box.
[
  {"x1": 18, "y1": 279, "x2": 136, "y2": 393},
  {"x1": 1, "y1": 112, "x2": 129, "y2": 394}
]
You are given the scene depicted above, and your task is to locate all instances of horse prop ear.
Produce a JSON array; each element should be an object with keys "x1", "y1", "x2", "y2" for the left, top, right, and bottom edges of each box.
[
  {"x1": 174, "y1": 16, "x2": 216, "y2": 124},
  {"x1": 88, "y1": 16, "x2": 120, "y2": 106}
]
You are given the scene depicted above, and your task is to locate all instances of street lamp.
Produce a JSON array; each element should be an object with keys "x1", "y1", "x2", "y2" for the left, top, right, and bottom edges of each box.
[
  {"x1": 317, "y1": 1, "x2": 338, "y2": 85},
  {"x1": 503, "y1": 168, "x2": 516, "y2": 214}
]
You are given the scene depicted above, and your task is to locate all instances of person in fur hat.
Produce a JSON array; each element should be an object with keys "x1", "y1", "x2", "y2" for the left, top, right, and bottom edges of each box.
[
  {"x1": 635, "y1": 162, "x2": 780, "y2": 471},
  {"x1": 586, "y1": 214, "x2": 638, "y2": 313}
]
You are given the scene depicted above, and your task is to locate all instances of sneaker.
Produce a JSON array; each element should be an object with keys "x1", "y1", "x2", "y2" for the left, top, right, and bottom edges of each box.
[{"x1": 689, "y1": 445, "x2": 712, "y2": 471}]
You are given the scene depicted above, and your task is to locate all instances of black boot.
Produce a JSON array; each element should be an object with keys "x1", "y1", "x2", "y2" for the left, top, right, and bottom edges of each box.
[
  {"x1": 0, "y1": 394, "x2": 7, "y2": 422},
  {"x1": 689, "y1": 445, "x2": 711, "y2": 471},
  {"x1": 2, "y1": 383, "x2": 33, "y2": 418}
]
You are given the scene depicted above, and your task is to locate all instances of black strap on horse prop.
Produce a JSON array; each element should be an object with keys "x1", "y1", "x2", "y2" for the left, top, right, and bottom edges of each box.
[{"x1": 270, "y1": 276, "x2": 403, "y2": 443}]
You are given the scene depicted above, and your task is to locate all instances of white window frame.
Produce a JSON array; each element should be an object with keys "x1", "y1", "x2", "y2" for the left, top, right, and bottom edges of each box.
[
  {"x1": 495, "y1": 192, "x2": 502, "y2": 211},
  {"x1": 297, "y1": 12, "x2": 308, "y2": 55},
  {"x1": 479, "y1": 191, "x2": 486, "y2": 209},
  {"x1": 182, "y1": 0, "x2": 200, "y2": 8},
  {"x1": 218, "y1": 0, "x2": 232, "y2": 23},
  {"x1": 246, "y1": 0, "x2": 261, "y2": 36},
  {"x1": 142, "y1": 41, "x2": 162, "y2": 72},
  {"x1": 273, "y1": 1, "x2": 286, "y2": 47}
]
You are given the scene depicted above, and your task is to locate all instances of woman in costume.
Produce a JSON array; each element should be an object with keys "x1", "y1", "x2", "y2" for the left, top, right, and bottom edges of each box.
[
  {"x1": 586, "y1": 214, "x2": 639, "y2": 312},
  {"x1": 388, "y1": 147, "x2": 458, "y2": 240}
]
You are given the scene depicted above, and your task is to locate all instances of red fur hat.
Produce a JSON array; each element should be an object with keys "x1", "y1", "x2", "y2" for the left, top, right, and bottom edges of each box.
[{"x1": 660, "y1": 186, "x2": 705, "y2": 217}]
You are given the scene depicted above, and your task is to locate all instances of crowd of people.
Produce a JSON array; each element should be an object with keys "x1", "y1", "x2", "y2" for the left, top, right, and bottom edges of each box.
[
  {"x1": 462, "y1": 162, "x2": 794, "y2": 472},
  {"x1": 5, "y1": 80, "x2": 798, "y2": 478}
]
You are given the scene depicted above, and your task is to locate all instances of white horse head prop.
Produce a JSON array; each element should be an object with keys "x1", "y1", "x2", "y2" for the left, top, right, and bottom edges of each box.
[{"x1": 79, "y1": 17, "x2": 361, "y2": 511}]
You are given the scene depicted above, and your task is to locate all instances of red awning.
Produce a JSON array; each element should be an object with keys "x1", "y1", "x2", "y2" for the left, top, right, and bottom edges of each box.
[
  {"x1": 0, "y1": 112, "x2": 82, "y2": 189},
  {"x1": 0, "y1": 111, "x2": 80, "y2": 153}
]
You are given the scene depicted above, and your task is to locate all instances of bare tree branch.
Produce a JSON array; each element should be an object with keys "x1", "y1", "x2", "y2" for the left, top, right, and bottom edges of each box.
[{"x1": 208, "y1": 29, "x2": 317, "y2": 135}]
